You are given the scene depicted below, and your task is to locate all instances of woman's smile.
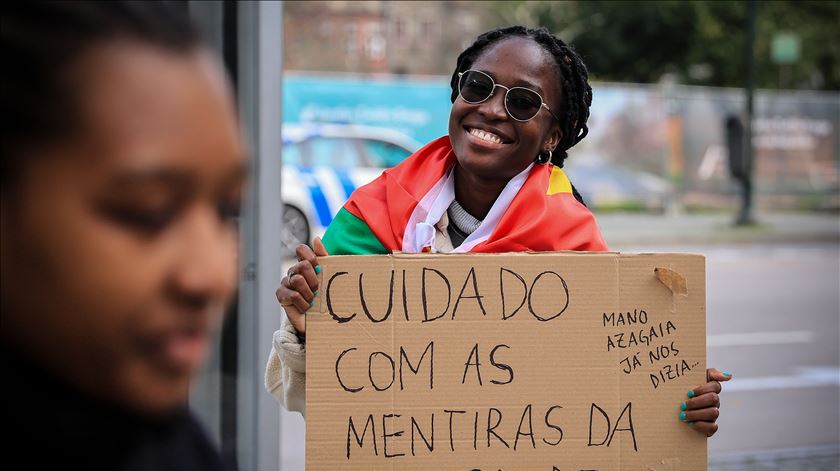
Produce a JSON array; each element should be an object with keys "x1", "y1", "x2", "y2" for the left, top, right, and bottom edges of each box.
[{"x1": 464, "y1": 125, "x2": 512, "y2": 149}]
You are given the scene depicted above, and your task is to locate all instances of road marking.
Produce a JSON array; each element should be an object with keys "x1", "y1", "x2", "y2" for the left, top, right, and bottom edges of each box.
[
  {"x1": 724, "y1": 367, "x2": 840, "y2": 392},
  {"x1": 707, "y1": 330, "x2": 814, "y2": 347}
]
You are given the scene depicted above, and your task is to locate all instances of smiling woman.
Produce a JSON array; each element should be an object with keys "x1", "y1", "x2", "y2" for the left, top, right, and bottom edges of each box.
[
  {"x1": 1, "y1": 2, "x2": 244, "y2": 469},
  {"x1": 267, "y1": 25, "x2": 730, "y2": 440}
]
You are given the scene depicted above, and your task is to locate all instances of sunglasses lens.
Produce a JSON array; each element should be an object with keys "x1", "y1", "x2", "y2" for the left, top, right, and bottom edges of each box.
[
  {"x1": 506, "y1": 89, "x2": 542, "y2": 121},
  {"x1": 459, "y1": 71, "x2": 494, "y2": 103}
]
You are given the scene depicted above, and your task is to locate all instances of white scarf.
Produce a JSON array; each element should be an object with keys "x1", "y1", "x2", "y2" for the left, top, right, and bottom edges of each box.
[{"x1": 401, "y1": 162, "x2": 534, "y2": 253}]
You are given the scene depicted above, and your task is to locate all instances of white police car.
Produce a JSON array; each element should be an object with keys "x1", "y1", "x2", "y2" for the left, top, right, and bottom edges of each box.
[{"x1": 281, "y1": 124, "x2": 422, "y2": 255}]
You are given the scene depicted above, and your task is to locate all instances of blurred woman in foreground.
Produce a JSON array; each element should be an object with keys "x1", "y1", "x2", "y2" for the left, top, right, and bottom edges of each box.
[{"x1": 2, "y1": 2, "x2": 245, "y2": 469}]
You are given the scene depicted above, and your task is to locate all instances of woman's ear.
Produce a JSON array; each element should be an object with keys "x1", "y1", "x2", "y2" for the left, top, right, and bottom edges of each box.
[{"x1": 543, "y1": 125, "x2": 563, "y2": 154}]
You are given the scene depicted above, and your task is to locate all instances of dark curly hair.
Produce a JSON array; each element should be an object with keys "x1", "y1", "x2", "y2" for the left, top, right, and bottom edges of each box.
[
  {"x1": 1, "y1": 0, "x2": 201, "y2": 189},
  {"x1": 449, "y1": 26, "x2": 592, "y2": 169}
]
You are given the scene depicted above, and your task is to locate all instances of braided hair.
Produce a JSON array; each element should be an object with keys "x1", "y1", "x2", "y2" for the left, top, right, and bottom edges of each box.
[
  {"x1": 449, "y1": 26, "x2": 592, "y2": 205},
  {"x1": 1, "y1": 0, "x2": 201, "y2": 189}
]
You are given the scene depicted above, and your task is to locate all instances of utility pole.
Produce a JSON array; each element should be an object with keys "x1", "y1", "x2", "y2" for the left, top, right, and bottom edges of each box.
[{"x1": 737, "y1": 0, "x2": 757, "y2": 226}]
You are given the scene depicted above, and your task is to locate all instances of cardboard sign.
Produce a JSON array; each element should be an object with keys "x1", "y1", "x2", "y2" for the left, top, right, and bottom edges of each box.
[{"x1": 306, "y1": 252, "x2": 707, "y2": 470}]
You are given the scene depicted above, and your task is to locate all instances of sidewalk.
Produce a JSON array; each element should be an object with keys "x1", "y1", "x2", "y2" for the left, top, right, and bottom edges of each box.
[
  {"x1": 709, "y1": 445, "x2": 840, "y2": 471},
  {"x1": 595, "y1": 211, "x2": 840, "y2": 247}
]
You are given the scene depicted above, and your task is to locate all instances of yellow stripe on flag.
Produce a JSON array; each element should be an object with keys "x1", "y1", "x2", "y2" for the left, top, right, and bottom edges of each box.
[{"x1": 546, "y1": 167, "x2": 572, "y2": 195}]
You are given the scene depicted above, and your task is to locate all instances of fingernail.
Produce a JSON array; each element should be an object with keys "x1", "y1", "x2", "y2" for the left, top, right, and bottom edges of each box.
[
  {"x1": 687, "y1": 390, "x2": 695, "y2": 398},
  {"x1": 687, "y1": 422, "x2": 694, "y2": 426},
  {"x1": 315, "y1": 265, "x2": 321, "y2": 274},
  {"x1": 313, "y1": 290, "x2": 318, "y2": 297},
  {"x1": 680, "y1": 402, "x2": 687, "y2": 411},
  {"x1": 679, "y1": 412, "x2": 686, "y2": 421},
  {"x1": 723, "y1": 371, "x2": 732, "y2": 377},
  {"x1": 309, "y1": 301, "x2": 314, "y2": 309}
]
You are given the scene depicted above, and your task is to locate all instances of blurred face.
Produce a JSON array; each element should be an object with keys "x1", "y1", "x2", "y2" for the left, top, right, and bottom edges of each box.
[
  {"x1": 448, "y1": 37, "x2": 563, "y2": 182},
  {"x1": 0, "y1": 43, "x2": 246, "y2": 415}
]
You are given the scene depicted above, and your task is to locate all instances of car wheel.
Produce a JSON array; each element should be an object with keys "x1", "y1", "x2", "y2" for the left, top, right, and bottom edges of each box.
[{"x1": 281, "y1": 204, "x2": 310, "y2": 258}]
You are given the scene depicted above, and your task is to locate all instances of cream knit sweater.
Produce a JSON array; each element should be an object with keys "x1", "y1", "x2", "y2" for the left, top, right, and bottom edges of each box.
[{"x1": 264, "y1": 316, "x2": 307, "y2": 416}]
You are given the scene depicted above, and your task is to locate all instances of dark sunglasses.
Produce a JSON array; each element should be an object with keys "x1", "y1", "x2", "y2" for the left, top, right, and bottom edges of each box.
[{"x1": 457, "y1": 69, "x2": 560, "y2": 122}]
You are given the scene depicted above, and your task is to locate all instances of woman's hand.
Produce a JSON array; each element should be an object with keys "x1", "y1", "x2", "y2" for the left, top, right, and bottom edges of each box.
[
  {"x1": 275, "y1": 237, "x2": 329, "y2": 337},
  {"x1": 681, "y1": 368, "x2": 732, "y2": 437}
]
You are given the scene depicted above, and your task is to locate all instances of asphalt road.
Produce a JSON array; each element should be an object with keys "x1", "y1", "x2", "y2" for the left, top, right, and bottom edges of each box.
[
  {"x1": 276, "y1": 242, "x2": 840, "y2": 470},
  {"x1": 616, "y1": 242, "x2": 840, "y2": 469}
]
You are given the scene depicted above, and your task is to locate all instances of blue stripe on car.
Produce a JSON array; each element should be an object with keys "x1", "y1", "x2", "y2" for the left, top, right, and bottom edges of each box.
[
  {"x1": 297, "y1": 166, "x2": 333, "y2": 227},
  {"x1": 333, "y1": 168, "x2": 356, "y2": 201}
]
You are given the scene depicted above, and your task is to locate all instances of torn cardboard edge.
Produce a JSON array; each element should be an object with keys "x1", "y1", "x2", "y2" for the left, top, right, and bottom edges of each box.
[{"x1": 654, "y1": 267, "x2": 688, "y2": 296}]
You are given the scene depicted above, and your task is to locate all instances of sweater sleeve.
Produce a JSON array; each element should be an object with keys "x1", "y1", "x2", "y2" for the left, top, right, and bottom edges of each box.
[{"x1": 264, "y1": 317, "x2": 307, "y2": 417}]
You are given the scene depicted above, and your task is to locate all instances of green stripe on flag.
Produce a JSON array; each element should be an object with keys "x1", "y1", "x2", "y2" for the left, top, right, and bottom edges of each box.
[{"x1": 322, "y1": 208, "x2": 388, "y2": 255}]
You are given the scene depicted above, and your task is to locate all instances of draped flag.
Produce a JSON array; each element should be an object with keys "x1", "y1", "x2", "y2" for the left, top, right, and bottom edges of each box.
[{"x1": 322, "y1": 136, "x2": 609, "y2": 255}]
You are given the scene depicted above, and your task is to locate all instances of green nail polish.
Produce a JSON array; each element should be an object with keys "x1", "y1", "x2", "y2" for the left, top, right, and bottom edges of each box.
[
  {"x1": 315, "y1": 265, "x2": 321, "y2": 274},
  {"x1": 723, "y1": 371, "x2": 732, "y2": 377},
  {"x1": 679, "y1": 412, "x2": 686, "y2": 421},
  {"x1": 687, "y1": 390, "x2": 695, "y2": 398},
  {"x1": 688, "y1": 422, "x2": 694, "y2": 426},
  {"x1": 680, "y1": 402, "x2": 687, "y2": 411},
  {"x1": 313, "y1": 290, "x2": 318, "y2": 297},
  {"x1": 309, "y1": 301, "x2": 314, "y2": 309}
]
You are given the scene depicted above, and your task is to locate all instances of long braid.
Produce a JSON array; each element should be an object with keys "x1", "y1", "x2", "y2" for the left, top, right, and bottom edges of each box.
[{"x1": 449, "y1": 26, "x2": 593, "y2": 205}]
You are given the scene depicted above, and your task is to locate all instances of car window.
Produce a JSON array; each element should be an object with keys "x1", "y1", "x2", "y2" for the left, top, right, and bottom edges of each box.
[
  {"x1": 282, "y1": 142, "x2": 303, "y2": 165},
  {"x1": 361, "y1": 139, "x2": 413, "y2": 168},
  {"x1": 305, "y1": 137, "x2": 367, "y2": 168}
]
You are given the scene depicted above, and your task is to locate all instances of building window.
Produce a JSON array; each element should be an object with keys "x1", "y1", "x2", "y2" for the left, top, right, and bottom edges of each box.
[
  {"x1": 394, "y1": 17, "x2": 406, "y2": 44},
  {"x1": 365, "y1": 22, "x2": 386, "y2": 60},
  {"x1": 421, "y1": 18, "x2": 435, "y2": 43},
  {"x1": 345, "y1": 23, "x2": 358, "y2": 55}
]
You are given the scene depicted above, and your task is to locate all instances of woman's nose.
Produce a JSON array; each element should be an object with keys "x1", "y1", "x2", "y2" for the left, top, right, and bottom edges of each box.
[
  {"x1": 477, "y1": 85, "x2": 508, "y2": 121},
  {"x1": 169, "y1": 206, "x2": 238, "y2": 308}
]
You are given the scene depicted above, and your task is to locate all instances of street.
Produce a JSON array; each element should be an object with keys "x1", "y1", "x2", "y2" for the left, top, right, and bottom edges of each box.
[
  {"x1": 616, "y1": 242, "x2": 840, "y2": 469},
  {"x1": 277, "y1": 242, "x2": 840, "y2": 470}
]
